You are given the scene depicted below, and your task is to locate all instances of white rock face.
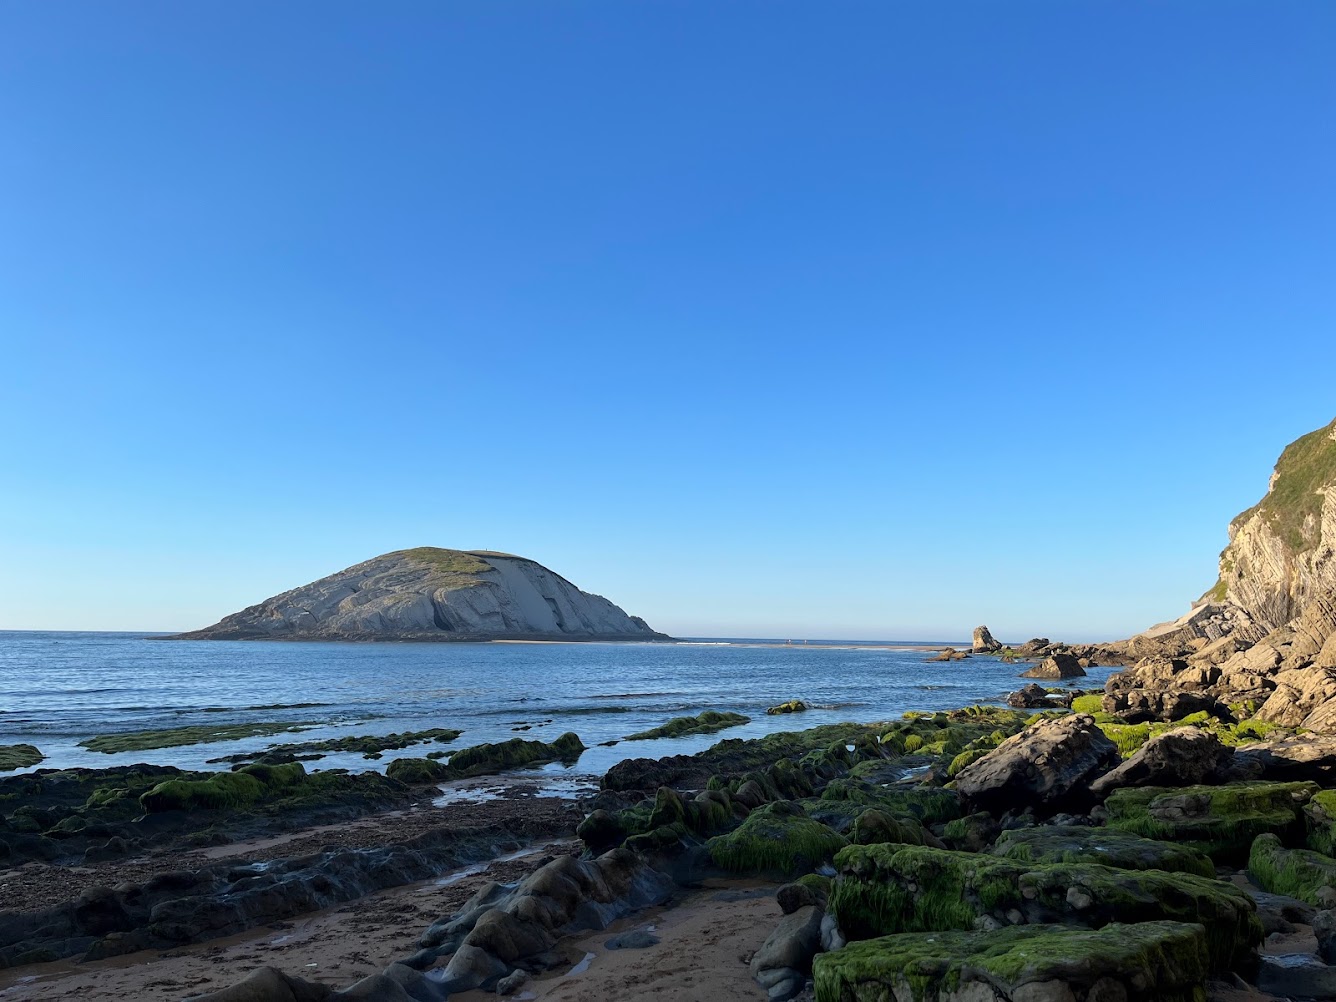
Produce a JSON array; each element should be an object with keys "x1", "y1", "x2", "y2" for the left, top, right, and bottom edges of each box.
[{"x1": 175, "y1": 548, "x2": 664, "y2": 641}]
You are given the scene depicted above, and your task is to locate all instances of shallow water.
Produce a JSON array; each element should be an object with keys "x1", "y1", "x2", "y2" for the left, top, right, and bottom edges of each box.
[{"x1": 0, "y1": 631, "x2": 1110, "y2": 777}]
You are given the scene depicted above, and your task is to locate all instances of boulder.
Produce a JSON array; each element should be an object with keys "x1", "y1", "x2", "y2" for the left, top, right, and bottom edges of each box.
[
  {"x1": 972, "y1": 625, "x2": 1003, "y2": 653},
  {"x1": 185, "y1": 966, "x2": 332, "y2": 1001},
  {"x1": 1016, "y1": 638, "x2": 1053, "y2": 658},
  {"x1": 776, "y1": 876, "x2": 829, "y2": 915},
  {"x1": 926, "y1": 648, "x2": 969, "y2": 663},
  {"x1": 1314, "y1": 908, "x2": 1336, "y2": 964},
  {"x1": 1255, "y1": 953, "x2": 1336, "y2": 999},
  {"x1": 813, "y1": 922, "x2": 1211, "y2": 1002},
  {"x1": 706, "y1": 802, "x2": 847, "y2": 877},
  {"x1": 988, "y1": 825, "x2": 1215, "y2": 877},
  {"x1": 749, "y1": 904, "x2": 823, "y2": 999},
  {"x1": 1248, "y1": 832, "x2": 1336, "y2": 907},
  {"x1": 953, "y1": 714, "x2": 1118, "y2": 814},
  {"x1": 1007, "y1": 683, "x2": 1057, "y2": 709},
  {"x1": 1104, "y1": 781, "x2": 1316, "y2": 864},
  {"x1": 1089, "y1": 726, "x2": 1233, "y2": 797},
  {"x1": 1020, "y1": 654, "x2": 1086, "y2": 680},
  {"x1": 1254, "y1": 665, "x2": 1336, "y2": 729},
  {"x1": 1101, "y1": 687, "x2": 1220, "y2": 724},
  {"x1": 1233, "y1": 734, "x2": 1336, "y2": 784}
]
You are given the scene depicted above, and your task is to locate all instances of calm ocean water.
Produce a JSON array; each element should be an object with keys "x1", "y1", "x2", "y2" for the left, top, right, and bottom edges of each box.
[{"x1": 0, "y1": 632, "x2": 1113, "y2": 779}]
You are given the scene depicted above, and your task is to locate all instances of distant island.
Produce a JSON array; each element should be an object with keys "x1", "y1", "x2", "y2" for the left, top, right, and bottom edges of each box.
[{"x1": 170, "y1": 547, "x2": 668, "y2": 642}]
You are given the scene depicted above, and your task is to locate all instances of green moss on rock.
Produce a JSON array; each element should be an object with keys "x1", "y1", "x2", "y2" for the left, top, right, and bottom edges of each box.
[
  {"x1": 442, "y1": 732, "x2": 585, "y2": 777},
  {"x1": 767, "y1": 700, "x2": 809, "y2": 715},
  {"x1": 625, "y1": 711, "x2": 750, "y2": 741},
  {"x1": 813, "y1": 921, "x2": 1211, "y2": 1002},
  {"x1": 820, "y1": 780, "x2": 962, "y2": 825},
  {"x1": 706, "y1": 801, "x2": 848, "y2": 876},
  {"x1": 829, "y1": 843, "x2": 1261, "y2": 973},
  {"x1": 385, "y1": 757, "x2": 451, "y2": 784},
  {"x1": 990, "y1": 825, "x2": 1215, "y2": 878},
  {"x1": 80, "y1": 722, "x2": 315, "y2": 754},
  {"x1": 1104, "y1": 781, "x2": 1316, "y2": 864},
  {"x1": 1305, "y1": 789, "x2": 1336, "y2": 857},
  {"x1": 0, "y1": 744, "x2": 44, "y2": 772},
  {"x1": 1248, "y1": 832, "x2": 1336, "y2": 907},
  {"x1": 851, "y1": 809, "x2": 936, "y2": 847}
]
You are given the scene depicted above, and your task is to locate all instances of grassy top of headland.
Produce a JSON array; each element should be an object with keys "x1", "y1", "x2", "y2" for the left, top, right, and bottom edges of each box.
[
  {"x1": 1230, "y1": 416, "x2": 1336, "y2": 552},
  {"x1": 625, "y1": 711, "x2": 750, "y2": 741},
  {"x1": 79, "y1": 722, "x2": 317, "y2": 754},
  {"x1": 393, "y1": 547, "x2": 494, "y2": 577}
]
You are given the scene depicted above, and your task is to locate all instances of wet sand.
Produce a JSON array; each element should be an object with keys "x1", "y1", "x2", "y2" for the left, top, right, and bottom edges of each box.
[
  {"x1": 0, "y1": 849, "x2": 782, "y2": 1002},
  {"x1": 0, "y1": 841, "x2": 585, "y2": 1000},
  {"x1": 453, "y1": 883, "x2": 777, "y2": 1002}
]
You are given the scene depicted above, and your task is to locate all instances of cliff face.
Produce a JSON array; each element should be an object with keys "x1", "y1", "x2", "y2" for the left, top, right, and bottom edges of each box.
[
  {"x1": 1215, "y1": 416, "x2": 1336, "y2": 631},
  {"x1": 1105, "y1": 417, "x2": 1336, "y2": 733},
  {"x1": 174, "y1": 548, "x2": 666, "y2": 641}
]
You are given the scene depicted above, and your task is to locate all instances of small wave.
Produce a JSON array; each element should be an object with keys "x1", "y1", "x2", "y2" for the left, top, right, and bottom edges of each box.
[
  {"x1": 806, "y1": 701, "x2": 870, "y2": 710},
  {"x1": 588, "y1": 692, "x2": 680, "y2": 700}
]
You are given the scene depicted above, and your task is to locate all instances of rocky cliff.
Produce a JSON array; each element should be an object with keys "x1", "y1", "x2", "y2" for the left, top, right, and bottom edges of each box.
[
  {"x1": 173, "y1": 548, "x2": 666, "y2": 641},
  {"x1": 1103, "y1": 415, "x2": 1336, "y2": 732},
  {"x1": 1214, "y1": 416, "x2": 1336, "y2": 631}
]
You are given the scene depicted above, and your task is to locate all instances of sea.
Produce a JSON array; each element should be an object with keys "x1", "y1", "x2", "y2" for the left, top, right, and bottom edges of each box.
[{"x1": 0, "y1": 631, "x2": 1115, "y2": 781}]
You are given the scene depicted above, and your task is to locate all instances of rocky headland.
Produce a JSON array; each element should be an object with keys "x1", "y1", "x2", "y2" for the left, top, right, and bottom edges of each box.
[{"x1": 171, "y1": 548, "x2": 667, "y2": 642}]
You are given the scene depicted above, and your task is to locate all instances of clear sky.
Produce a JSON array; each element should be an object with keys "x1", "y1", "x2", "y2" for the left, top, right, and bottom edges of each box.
[{"x1": 2, "y1": 3, "x2": 1334, "y2": 641}]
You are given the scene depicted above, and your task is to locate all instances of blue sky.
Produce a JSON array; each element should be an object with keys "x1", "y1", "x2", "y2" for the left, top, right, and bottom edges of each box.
[{"x1": 2, "y1": 3, "x2": 1333, "y2": 640}]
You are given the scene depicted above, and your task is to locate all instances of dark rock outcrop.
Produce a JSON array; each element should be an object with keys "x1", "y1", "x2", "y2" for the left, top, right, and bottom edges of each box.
[
  {"x1": 1089, "y1": 726, "x2": 1233, "y2": 797},
  {"x1": 1019, "y1": 653, "x2": 1086, "y2": 680},
  {"x1": 971, "y1": 625, "x2": 1002, "y2": 653},
  {"x1": 953, "y1": 714, "x2": 1118, "y2": 814}
]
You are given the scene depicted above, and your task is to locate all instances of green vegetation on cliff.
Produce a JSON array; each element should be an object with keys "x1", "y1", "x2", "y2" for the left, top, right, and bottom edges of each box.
[
  {"x1": 398, "y1": 547, "x2": 493, "y2": 577},
  {"x1": 1230, "y1": 416, "x2": 1336, "y2": 551}
]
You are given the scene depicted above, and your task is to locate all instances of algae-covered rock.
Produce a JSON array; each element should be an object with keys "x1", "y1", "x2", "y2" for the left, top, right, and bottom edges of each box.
[
  {"x1": 851, "y1": 809, "x2": 942, "y2": 848},
  {"x1": 1306, "y1": 789, "x2": 1336, "y2": 856},
  {"x1": 829, "y1": 843, "x2": 1261, "y2": 972},
  {"x1": 139, "y1": 763, "x2": 308, "y2": 813},
  {"x1": 385, "y1": 757, "x2": 450, "y2": 784},
  {"x1": 1103, "y1": 780, "x2": 1316, "y2": 864},
  {"x1": 624, "y1": 711, "x2": 750, "y2": 741},
  {"x1": 767, "y1": 700, "x2": 810, "y2": 715},
  {"x1": 1248, "y1": 832, "x2": 1336, "y2": 907},
  {"x1": 819, "y1": 780, "x2": 962, "y2": 825},
  {"x1": 989, "y1": 825, "x2": 1215, "y2": 878},
  {"x1": 706, "y1": 801, "x2": 848, "y2": 877},
  {"x1": 443, "y1": 733, "x2": 585, "y2": 777},
  {"x1": 813, "y1": 921, "x2": 1210, "y2": 1002},
  {"x1": 0, "y1": 744, "x2": 45, "y2": 772},
  {"x1": 940, "y1": 811, "x2": 1000, "y2": 853}
]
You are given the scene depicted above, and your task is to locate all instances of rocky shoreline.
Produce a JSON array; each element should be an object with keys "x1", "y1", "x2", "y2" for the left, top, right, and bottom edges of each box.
[{"x1": 5, "y1": 653, "x2": 1336, "y2": 1001}]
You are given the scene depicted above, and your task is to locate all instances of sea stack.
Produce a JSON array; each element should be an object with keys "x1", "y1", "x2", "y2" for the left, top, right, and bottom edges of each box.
[{"x1": 172, "y1": 547, "x2": 667, "y2": 641}]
